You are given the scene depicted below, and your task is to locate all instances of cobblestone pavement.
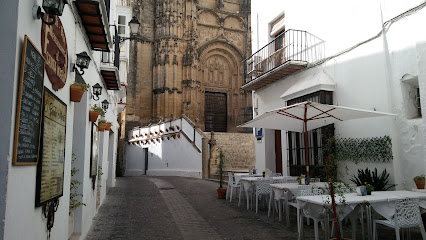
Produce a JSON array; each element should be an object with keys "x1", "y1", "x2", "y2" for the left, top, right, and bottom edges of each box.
[{"x1": 85, "y1": 176, "x2": 425, "y2": 240}]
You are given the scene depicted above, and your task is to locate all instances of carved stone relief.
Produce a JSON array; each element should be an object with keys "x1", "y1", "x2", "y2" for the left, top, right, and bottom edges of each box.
[{"x1": 198, "y1": 26, "x2": 218, "y2": 46}]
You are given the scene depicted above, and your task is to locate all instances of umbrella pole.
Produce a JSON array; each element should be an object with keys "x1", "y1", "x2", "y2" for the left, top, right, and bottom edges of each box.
[
  {"x1": 326, "y1": 156, "x2": 340, "y2": 240},
  {"x1": 304, "y1": 105, "x2": 309, "y2": 177}
]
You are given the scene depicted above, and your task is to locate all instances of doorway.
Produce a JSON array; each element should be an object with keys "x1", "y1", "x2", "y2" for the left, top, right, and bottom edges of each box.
[
  {"x1": 144, "y1": 148, "x2": 148, "y2": 175},
  {"x1": 205, "y1": 92, "x2": 227, "y2": 132},
  {"x1": 275, "y1": 130, "x2": 282, "y2": 174}
]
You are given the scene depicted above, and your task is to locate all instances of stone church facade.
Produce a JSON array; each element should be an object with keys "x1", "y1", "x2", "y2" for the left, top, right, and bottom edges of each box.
[{"x1": 123, "y1": 0, "x2": 252, "y2": 134}]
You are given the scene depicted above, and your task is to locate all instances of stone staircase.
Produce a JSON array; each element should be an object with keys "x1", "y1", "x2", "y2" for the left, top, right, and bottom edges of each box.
[{"x1": 205, "y1": 132, "x2": 255, "y2": 179}]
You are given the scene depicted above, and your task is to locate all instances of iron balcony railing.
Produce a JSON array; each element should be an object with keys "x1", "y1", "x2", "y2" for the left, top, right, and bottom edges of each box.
[{"x1": 243, "y1": 29, "x2": 325, "y2": 85}]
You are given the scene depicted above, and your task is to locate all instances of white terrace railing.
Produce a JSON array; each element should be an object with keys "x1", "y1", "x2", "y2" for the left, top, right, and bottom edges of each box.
[{"x1": 126, "y1": 115, "x2": 207, "y2": 178}]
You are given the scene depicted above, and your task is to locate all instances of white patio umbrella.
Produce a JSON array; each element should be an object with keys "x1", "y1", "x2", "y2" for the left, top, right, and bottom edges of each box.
[
  {"x1": 238, "y1": 101, "x2": 396, "y2": 176},
  {"x1": 239, "y1": 101, "x2": 395, "y2": 239}
]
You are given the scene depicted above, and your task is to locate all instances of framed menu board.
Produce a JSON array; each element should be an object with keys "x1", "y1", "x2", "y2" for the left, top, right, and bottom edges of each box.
[
  {"x1": 90, "y1": 123, "x2": 99, "y2": 177},
  {"x1": 36, "y1": 89, "x2": 67, "y2": 206},
  {"x1": 13, "y1": 35, "x2": 45, "y2": 165}
]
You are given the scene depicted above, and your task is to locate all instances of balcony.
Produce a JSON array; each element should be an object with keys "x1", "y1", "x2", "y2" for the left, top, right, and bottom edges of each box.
[{"x1": 242, "y1": 29, "x2": 324, "y2": 91}]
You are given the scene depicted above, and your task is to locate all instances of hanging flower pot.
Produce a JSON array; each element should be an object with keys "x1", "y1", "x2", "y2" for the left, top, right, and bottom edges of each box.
[
  {"x1": 166, "y1": 129, "x2": 169, "y2": 132},
  {"x1": 70, "y1": 85, "x2": 85, "y2": 102},
  {"x1": 169, "y1": 126, "x2": 175, "y2": 131},
  {"x1": 173, "y1": 135, "x2": 176, "y2": 139},
  {"x1": 145, "y1": 133, "x2": 148, "y2": 136},
  {"x1": 105, "y1": 122, "x2": 112, "y2": 130},
  {"x1": 151, "y1": 139, "x2": 154, "y2": 142},
  {"x1": 176, "y1": 126, "x2": 180, "y2": 130},
  {"x1": 160, "y1": 130, "x2": 163, "y2": 133},
  {"x1": 150, "y1": 132, "x2": 153, "y2": 135},
  {"x1": 167, "y1": 136, "x2": 170, "y2": 140},
  {"x1": 89, "y1": 104, "x2": 104, "y2": 122},
  {"x1": 89, "y1": 111, "x2": 100, "y2": 122},
  {"x1": 177, "y1": 134, "x2": 180, "y2": 139}
]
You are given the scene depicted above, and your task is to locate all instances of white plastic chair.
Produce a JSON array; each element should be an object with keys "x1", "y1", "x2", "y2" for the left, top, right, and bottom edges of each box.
[
  {"x1": 298, "y1": 188, "x2": 326, "y2": 240},
  {"x1": 226, "y1": 172, "x2": 240, "y2": 202},
  {"x1": 373, "y1": 198, "x2": 426, "y2": 240},
  {"x1": 288, "y1": 185, "x2": 318, "y2": 230},
  {"x1": 255, "y1": 179, "x2": 272, "y2": 213}
]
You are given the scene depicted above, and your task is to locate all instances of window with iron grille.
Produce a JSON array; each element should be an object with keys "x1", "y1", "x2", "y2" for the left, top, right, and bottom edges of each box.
[
  {"x1": 286, "y1": 90, "x2": 334, "y2": 177},
  {"x1": 416, "y1": 87, "x2": 422, "y2": 117}
]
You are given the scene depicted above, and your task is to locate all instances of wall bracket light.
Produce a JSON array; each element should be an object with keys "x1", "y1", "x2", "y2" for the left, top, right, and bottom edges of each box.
[
  {"x1": 92, "y1": 83, "x2": 102, "y2": 101},
  {"x1": 71, "y1": 51, "x2": 91, "y2": 76},
  {"x1": 113, "y1": 16, "x2": 141, "y2": 43},
  {"x1": 101, "y1": 99, "x2": 109, "y2": 113},
  {"x1": 33, "y1": 0, "x2": 66, "y2": 26}
]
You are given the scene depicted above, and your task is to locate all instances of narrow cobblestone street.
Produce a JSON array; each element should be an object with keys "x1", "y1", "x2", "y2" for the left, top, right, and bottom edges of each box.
[{"x1": 85, "y1": 176, "x2": 425, "y2": 240}]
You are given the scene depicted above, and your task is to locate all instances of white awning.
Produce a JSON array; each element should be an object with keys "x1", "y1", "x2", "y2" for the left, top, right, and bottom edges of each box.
[{"x1": 280, "y1": 70, "x2": 336, "y2": 101}]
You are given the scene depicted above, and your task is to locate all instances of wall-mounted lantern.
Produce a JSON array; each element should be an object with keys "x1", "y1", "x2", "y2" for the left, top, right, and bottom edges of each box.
[
  {"x1": 92, "y1": 83, "x2": 102, "y2": 101},
  {"x1": 129, "y1": 16, "x2": 141, "y2": 35},
  {"x1": 115, "y1": 16, "x2": 141, "y2": 43},
  {"x1": 101, "y1": 99, "x2": 109, "y2": 113},
  {"x1": 71, "y1": 51, "x2": 91, "y2": 75},
  {"x1": 34, "y1": 0, "x2": 66, "y2": 25}
]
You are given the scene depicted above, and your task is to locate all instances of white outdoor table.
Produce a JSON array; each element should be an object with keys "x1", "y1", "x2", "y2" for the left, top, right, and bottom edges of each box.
[
  {"x1": 234, "y1": 173, "x2": 261, "y2": 184},
  {"x1": 297, "y1": 190, "x2": 426, "y2": 240},
  {"x1": 268, "y1": 182, "x2": 328, "y2": 225},
  {"x1": 238, "y1": 176, "x2": 289, "y2": 210}
]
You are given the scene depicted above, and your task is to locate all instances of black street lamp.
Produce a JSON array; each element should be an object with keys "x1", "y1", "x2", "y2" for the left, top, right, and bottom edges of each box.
[
  {"x1": 35, "y1": 0, "x2": 66, "y2": 25},
  {"x1": 92, "y1": 83, "x2": 102, "y2": 101},
  {"x1": 101, "y1": 99, "x2": 109, "y2": 113},
  {"x1": 72, "y1": 51, "x2": 91, "y2": 75}
]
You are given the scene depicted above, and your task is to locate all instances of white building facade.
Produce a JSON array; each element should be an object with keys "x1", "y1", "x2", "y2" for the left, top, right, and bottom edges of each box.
[
  {"x1": 247, "y1": 0, "x2": 426, "y2": 189},
  {"x1": 0, "y1": 0, "x2": 132, "y2": 239}
]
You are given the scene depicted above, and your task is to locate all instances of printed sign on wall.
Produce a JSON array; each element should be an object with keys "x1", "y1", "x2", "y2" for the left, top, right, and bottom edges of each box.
[
  {"x1": 36, "y1": 89, "x2": 67, "y2": 206},
  {"x1": 41, "y1": 15, "x2": 68, "y2": 90}
]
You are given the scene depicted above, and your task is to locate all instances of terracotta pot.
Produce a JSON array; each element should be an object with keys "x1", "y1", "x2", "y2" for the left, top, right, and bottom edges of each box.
[
  {"x1": 89, "y1": 111, "x2": 100, "y2": 122},
  {"x1": 217, "y1": 188, "x2": 227, "y2": 199},
  {"x1": 414, "y1": 179, "x2": 425, "y2": 189},
  {"x1": 98, "y1": 123, "x2": 107, "y2": 131},
  {"x1": 105, "y1": 123, "x2": 112, "y2": 131},
  {"x1": 70, "y1": 85, "x2": 85, "y2": 102}
]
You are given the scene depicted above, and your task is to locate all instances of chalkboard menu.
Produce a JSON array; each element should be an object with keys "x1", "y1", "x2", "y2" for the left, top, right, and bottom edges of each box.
[
  {"x1": 13, "y1": 35, "x2": 45, "y2": 165},
  {"x1": 36, "y1": 89, "x2": 67, "y2": 206}
]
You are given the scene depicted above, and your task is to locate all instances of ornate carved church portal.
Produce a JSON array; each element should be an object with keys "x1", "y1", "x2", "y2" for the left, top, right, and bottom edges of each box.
[{"x1": 124, "y1": 0, "x2": 252, "y2": 133}]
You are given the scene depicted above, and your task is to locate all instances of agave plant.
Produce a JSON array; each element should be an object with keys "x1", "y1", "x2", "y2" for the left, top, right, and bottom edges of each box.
[{"x1": 350, "y1": 167, "x2": 395, "y2": 191}]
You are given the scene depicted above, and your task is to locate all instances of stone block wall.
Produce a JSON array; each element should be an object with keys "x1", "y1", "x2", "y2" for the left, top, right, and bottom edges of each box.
[{"x1": 206, "y1": 132, "x2": 255, "y2": 178}]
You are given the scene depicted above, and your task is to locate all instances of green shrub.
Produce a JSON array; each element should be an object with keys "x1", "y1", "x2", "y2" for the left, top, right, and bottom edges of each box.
[{"x1": 350, "y1": 167, "x2": 395, "y2": 191}]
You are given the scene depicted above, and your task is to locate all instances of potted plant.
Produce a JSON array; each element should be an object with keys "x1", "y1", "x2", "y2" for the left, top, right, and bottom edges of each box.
[
  {"x1": 89, "y1": 104, "x2": 104, "y2": 122},
  {"x1": 216, "y1": 148, "x2": 227, "y2": 199},
  {"x1": 98, "y1": 119, "x2": 107, "y2": 131},
  {"x1": 105, "y1": 121, "x2": 112, "y2": 131},
  {"x1": 70, "y1": 82, "x2": 90, "y2": 102},
  {"x1": 364, "y1": 182, "x2": 374, "y2": 195},
  {"x1": 414, "y1": 174, "x2": 425, "y2": 189}
]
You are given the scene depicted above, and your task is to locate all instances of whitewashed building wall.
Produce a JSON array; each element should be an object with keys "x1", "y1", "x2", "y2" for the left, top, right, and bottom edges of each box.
[{"x1": 250, "y1": 0, "x2": 426, "y2": 189}]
